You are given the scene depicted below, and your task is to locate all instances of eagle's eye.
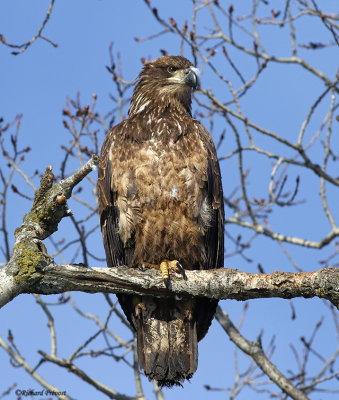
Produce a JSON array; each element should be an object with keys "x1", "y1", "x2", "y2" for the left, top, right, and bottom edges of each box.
[{"x1": 167, "y1": 66, "x2": 177, "y2": 73}]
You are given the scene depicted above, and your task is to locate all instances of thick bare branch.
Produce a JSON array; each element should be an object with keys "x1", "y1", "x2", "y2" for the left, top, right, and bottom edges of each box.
[{"x1": 37, "y1": 265, "x2": 339, "y2": 307}]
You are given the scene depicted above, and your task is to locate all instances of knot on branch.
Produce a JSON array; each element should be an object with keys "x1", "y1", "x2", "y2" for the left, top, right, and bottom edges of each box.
[
  {"x1": 17, "y1": 155, "x2": 99, "y2": 240},
  {"x1": 21, "y1": 165, "x2": 68, "y2": 239}
]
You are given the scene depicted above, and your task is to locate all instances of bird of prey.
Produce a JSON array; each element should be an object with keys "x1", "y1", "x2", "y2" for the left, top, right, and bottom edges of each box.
[{"x1": 97, "y1": 55, "x2": 224, "y2": 387}]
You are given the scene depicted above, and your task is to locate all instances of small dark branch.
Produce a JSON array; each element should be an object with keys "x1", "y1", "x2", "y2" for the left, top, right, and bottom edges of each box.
[
  {"x1": 0, "y1": 0, "x2": 57, "y2": 55},
  {"x1": 222, "y1": 45, "x2": 246, "y2": 84},
  {"x1": 310, "y1": 0, "x2": 339, "y2": 46},
  {"x1": 275, "y1": 175, "x2": 300, "y2": 207},
  {"x1": 0, "y1": 115, "x2": 26, "y2": 262},
  {"x1": 0, "y1": 383, "x2": 17, "y2": 398},
  {"x1": 11, "y1": 184, "x2": 33, "y2": 201},
  {"x1": 228, "y1": 5, "x2": 234, "y2": 42},
  {"x1": 281, "y1": 0, "x2": 291, "y2": 24},
  {"x1": 69, "y1": 215, "x2": 89, "y2": 266},
  {"x1": 299, "y1": 42, "x2": 335, "y2": 50}
]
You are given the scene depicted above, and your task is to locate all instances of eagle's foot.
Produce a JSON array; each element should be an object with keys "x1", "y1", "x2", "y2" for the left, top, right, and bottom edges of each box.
[{"x1": 139, "y1": 260, "x2": 187, "y2": 289}]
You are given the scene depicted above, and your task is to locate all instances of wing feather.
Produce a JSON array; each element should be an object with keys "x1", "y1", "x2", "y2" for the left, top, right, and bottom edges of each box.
[
  {"x1": 196, "y1": 121, "x2": 224, "y2": 270},
  {"x1": 195, "y1": 121, "x2": 224, "y2": 341},
  {"x1": 97, "y1": 127, "x2": 135, "y2": 269}
]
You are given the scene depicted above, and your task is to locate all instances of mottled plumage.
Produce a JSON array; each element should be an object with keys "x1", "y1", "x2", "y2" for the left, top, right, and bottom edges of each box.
[{"x1": 97, "y1": 56, "x2": 224, "y2": 386}]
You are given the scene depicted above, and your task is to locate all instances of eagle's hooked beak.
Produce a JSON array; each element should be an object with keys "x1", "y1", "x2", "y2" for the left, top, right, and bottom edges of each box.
[{"x1": 184, "y1": 67, "x2": 200, "y2": 90}]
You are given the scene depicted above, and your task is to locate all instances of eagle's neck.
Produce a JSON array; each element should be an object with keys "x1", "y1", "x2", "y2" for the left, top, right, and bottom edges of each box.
[{"x1": 128, "y1": 81, "x2": 192, "y2": 117}]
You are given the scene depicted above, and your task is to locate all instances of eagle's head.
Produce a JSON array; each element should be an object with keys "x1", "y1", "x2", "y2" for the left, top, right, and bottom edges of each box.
[{"x1": 129, "y1": 56, "x2": 200, "y2": 116}]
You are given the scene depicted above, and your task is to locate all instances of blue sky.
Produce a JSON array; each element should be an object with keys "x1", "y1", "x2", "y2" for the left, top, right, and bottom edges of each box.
[{"x1": 1, "y1": 1, "x2": 338, "y2": 399}]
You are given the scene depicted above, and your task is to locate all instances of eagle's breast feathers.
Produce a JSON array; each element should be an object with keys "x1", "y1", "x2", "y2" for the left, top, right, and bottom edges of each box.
[{"x1": 100, "y1": 113, "x2": 216, "y2": 268}]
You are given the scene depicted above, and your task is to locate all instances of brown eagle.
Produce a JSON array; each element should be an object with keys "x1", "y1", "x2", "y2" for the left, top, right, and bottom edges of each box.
[{"x1": 97, "y1": 56, "x2": 224, "y2": 387}]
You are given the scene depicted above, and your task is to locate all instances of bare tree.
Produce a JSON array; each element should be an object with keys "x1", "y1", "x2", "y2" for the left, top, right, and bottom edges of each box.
[{"x1": 0, "y1": 1, "x2": 338, "y2": 399}]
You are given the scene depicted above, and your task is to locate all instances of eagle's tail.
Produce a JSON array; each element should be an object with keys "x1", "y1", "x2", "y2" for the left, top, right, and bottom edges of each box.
[{"x1": 135, "y1": 296, "x2": 198, "y2": 387}]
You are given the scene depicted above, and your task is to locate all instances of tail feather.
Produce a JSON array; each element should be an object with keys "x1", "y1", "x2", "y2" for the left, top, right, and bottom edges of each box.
[
  {"x1": 136, "y1": 296, "x2": 198, "y2": 387},
  {"x1": 117, "y1": 293, "x2": 217, "y2": 387}
]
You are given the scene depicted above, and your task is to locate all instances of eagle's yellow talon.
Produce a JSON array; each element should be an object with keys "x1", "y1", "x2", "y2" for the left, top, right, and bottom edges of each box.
[
  {"x1": 140, "y1": 260, "x2": 186, "y2": 288},
  {"x1": 160, "y1": 260, "x2": 185, "y2": 287}
]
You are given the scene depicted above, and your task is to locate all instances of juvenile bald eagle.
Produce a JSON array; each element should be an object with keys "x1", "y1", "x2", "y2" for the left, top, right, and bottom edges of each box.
[{"x1": 97, "y1": 56, "x2": 224, "y2": 387}]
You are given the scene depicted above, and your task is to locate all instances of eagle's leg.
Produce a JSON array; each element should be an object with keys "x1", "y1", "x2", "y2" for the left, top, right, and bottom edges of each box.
[{"x1": 139, "y1": 260, "x2": 187, "y2": 288}]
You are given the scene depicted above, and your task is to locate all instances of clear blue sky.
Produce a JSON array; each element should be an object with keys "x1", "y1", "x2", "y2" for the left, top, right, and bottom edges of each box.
[{"x1": 1, "y1": 1, "x2": 338, "y2": 399}]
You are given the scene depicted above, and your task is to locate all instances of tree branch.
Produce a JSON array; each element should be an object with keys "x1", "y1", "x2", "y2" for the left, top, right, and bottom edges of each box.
[
  {"x1": 216, "y1": 307, "x2": 310, "y2": 400},
  {"x1": 36, "y1": 264, "x2": 339, "y2": 307},
  {"x1": 1, "y1": 262, "x2": 338, "y2": 309}
]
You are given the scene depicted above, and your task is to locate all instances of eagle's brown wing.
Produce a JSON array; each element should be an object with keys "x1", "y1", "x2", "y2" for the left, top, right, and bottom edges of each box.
[
  {"x1": 198, "y1": 121, "x2": 224, "y2": 271},
  {"x1": 97, "y1": 124, "x2": 135, "y2": 270},
  {"x1": 194, "y1": 121, "x2": 224, "y2": 341}
]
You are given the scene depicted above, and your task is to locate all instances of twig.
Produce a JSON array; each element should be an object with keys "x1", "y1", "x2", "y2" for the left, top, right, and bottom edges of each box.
[
  {"x1": 34, "y1": 294, "x2": 57, "y2": 357},
  {"x1": 0, "y1": 336, "x2": 70, "y2": 400},
  {"x1": 38, "y1": 351, "x2": 135, "y2": 400}
]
